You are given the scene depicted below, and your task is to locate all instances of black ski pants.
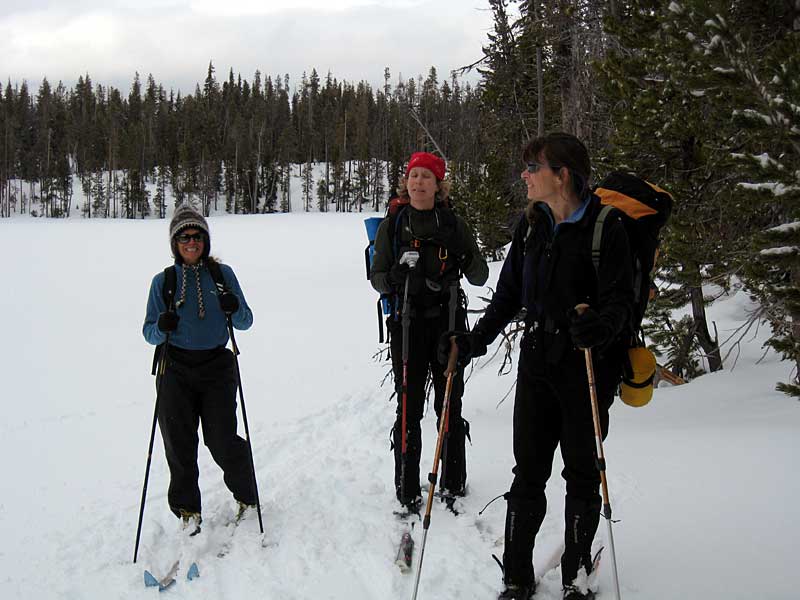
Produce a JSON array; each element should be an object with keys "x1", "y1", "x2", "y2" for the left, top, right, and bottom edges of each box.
[
  {"x1": 157, "y1": 345, "x2": 256, "y2": 517},
  {"x1": 388, "y1": 306, "x2": 468, "y2": 504},
  {"x1": 503, "y1": 338, "x2": 618, "y2": 587}
]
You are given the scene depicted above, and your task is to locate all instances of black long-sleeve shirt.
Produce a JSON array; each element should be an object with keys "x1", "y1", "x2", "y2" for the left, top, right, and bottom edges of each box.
[{"x1": 474, "y1": 195, "x2": 634, "y2": 354}]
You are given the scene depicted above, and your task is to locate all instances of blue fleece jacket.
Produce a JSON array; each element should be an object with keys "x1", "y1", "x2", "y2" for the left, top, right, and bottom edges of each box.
[{"x1": 143, "y1": 262, "x2": 253, "y2": 349}]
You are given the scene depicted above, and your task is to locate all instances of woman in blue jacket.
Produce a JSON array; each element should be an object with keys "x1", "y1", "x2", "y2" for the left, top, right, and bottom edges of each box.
[{"x1": 143, "y1": 204, "x2": 255, "y2": 533}]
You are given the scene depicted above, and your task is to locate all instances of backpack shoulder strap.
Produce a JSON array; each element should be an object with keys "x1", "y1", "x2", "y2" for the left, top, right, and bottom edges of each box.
[
  {"x1": 390, "y1": 206, "x2": 408, "y2": 260},
  {"x1": 523, "y1": 220, "x2": 532, "y2": 245},
  {"x1": 206, "y1": 260, "x2": 229, "y2": 295},
  {"x1": 162, "y1": 266, "x2": 177, "y2": 311},
  {"x1": 591, "y1": 204, "x2": 615, "y2": 275},
  {"x1": 154, "y1": 265, "x2": 177, "y2": 376},
  {"x1": 436, "y1": 205, "x2": 457, "y2": 229}
]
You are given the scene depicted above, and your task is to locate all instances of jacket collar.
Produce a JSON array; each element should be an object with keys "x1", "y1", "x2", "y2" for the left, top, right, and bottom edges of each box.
[{"x1": 532, "y1": 193, "x2": 598, "y2": 232}]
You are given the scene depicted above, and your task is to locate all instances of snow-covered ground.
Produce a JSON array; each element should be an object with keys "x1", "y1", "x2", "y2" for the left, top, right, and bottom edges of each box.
[{"x1": 0, "y1": 212, "x2": 797, "y2": 600}]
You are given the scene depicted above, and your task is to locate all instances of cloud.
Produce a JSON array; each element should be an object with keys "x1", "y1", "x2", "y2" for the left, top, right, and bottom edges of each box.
[
  {"x1": 0, "y1": 0, "x2": 492, "y2": 94},
  {"x1": 188, "y1": 0, "x2": 423, "y2": 18}
]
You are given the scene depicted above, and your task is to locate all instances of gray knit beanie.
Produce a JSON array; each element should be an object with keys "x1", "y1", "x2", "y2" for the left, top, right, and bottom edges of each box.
[{"x1": 169, "y1": 204, "x2": 211, "y2": 262}]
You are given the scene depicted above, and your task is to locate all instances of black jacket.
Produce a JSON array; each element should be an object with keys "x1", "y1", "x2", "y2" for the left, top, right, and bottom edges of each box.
[{"x1": 474, "y1": 195, "x2": 634, "y2": 361}]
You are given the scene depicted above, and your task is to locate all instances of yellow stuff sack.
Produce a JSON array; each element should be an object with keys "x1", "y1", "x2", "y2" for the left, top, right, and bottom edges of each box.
[{"x1": 620, "y1": 346, "x2": 657, "y2": 407}]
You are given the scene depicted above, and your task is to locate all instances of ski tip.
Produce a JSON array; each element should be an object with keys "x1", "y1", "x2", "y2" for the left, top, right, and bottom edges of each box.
[
  {"x1": 187, "y1": 562, "x2": 200, "y2": 581},
  {"x1": 158, "y1": 578, "x2": 176, "y2": 592},
  {"x1": 144, "y1": 570, "x2": 159, "y2": 587}
]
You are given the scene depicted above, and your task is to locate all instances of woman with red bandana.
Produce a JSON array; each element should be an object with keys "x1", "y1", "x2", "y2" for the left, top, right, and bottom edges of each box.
[{"x1": 370, "y1": 152, "x2": 488, "y2": 513}]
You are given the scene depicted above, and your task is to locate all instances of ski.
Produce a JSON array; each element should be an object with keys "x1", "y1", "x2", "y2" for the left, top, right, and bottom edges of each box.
[
  {"x1": 143, "y1": 570, "x2": 159, "y2": 588},
  {"x1": 392, "y1": 507, "x2": 418, "y2": 573},
  {"x1": 143, "y1": 559, "x2": 201, "y2": 590},
  {"x1": 564, "y1": 547, "x2": 604, "y2": 599},
  {"x1": 587, "y1": 546, "x2": 604, "y2": 588},
  {"x1": 395, "y1": 529, "x2": 415, "y2": 573},
  {"x1": 216, "y1": 514, "x2": 250, "y2": 558},
  {"x1": 142, "y1": 559, "x2": 180, "y2": 591},
  {"x1": 158, "y1": 560, "x2": 179, "y2": 591}
]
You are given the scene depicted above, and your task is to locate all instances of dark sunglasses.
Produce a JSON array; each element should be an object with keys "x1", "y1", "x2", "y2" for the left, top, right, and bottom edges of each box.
[
  {"x1": 176, "y1": 232, "x2": 204, "y2": 244},
  {"x1": 526, "y1": 162, "x2": 561, "y2": 174}
]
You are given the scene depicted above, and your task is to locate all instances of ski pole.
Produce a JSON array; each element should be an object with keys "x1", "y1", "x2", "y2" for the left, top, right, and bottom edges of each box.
[
  {"x1": 226, "y1": 316, "x2": 264, "y2": 535},
  {"x1": 411, "y1": 337, "x2": 458, "y2": 600},
  {"x1": 576, "y1": 304, "x2": 622, "y2": 600},
  {"x1": 400, "y1": 270, "x2": 412, "y2": 506},
  {"x1": 133, "y1": 338, "x2": 169, "y2": 563},
  {"x1": 398, "y1": 251, "x2": 418, "y2": 507},
  {"x1": 438, "y1": 284, "x2": 458, "y2": 500}
]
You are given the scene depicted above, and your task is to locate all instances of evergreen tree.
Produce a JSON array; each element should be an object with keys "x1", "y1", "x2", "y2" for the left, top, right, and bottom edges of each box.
[{"x1": 598, "y1": 0, "x2": 799, "y2": 388}]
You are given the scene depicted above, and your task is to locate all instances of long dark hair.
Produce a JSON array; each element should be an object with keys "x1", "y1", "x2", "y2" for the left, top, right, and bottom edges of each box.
[{"x1": 522, "y1": 132, "x2": 591, "y2": 198}]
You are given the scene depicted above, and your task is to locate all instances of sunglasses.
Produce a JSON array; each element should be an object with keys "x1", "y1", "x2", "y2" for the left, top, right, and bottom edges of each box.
[
  {"x1": 526, "y1": 162, "x2": 561, "y2": 174},
  {"x1": 176, "y1": 232, "x2": 204, "y2": 244}
]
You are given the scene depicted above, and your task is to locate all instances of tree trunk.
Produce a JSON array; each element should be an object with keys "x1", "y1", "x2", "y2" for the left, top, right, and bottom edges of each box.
[
  {"x1": 690, "y1": 285, "x2": 723, "y2": 372},
  {"x1": 792, "y1": 261, "x2": 800, "y2": 385}
]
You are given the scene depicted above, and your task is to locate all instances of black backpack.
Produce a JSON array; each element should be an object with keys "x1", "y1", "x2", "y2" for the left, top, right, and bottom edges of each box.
[
  {"x1": 591, "y1": 171, "x2": 673, "y2": 335},
  {"x1": 519, "y1": 172, "x2": 673, "y2": 405},
  {"x1": 521, "y1": 171, "x2": 673, "y2": 328},
  {"x1": 592, "y1": 172, "x2": 673, "y2": 406}
]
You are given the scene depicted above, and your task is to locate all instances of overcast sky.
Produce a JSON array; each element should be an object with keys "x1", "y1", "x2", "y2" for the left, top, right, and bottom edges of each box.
[{"x1": 0, "y1": 0, "x2": 495, "y2": 96}]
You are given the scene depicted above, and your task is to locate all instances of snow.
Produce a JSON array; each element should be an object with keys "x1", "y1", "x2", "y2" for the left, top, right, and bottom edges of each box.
[
  {"x1": 759, "y1": 246, "x2": 798, "y2": 257},
  {"x1": 667, "y1": 2, "x2": 683, "y2": 15},
  {"x1": 1, "y1": 213, "x2": 798, "y2": 600},
  {"x1": 738, "y1": 181, "x2": 795, "y2": 196},
  {"x1": 745, "y1": 152, "x2": 780, "y2": 170},
  {"x1": 767, "y1": 220, "x2": 800, "y2": 234}
]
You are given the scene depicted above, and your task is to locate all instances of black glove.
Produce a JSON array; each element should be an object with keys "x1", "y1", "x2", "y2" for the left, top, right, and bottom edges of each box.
[
  {"x1": 157, "y1": 311, "x2": 179, "y2": 333},
  {"x1": 569, "y1": 307, "x2": 613, "y2": 349},
  {"x1": 387, "y1": 250, "x2": 420, "y2": 289},
  {"x1": 388, "y1": 261, "x2": 412, "y2": 288},
  {"x1": 434, "y1": 229, "x2": 471, "y2": 268},
  {"x1": 437, "y1": 330, "x2": 488, "y2": 366},
  {"x1": 219, "y1": 291, "x2": 240, "y2": 314}
]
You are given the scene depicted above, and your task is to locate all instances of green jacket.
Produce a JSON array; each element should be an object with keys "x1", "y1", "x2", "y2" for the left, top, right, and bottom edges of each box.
[{"x1": 369, "y1": 204, "x2": 489, "y2": 297}]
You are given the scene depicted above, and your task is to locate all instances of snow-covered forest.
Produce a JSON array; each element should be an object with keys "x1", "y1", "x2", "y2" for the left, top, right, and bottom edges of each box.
[{"x1": 2, "y1": 0, "x2": 797, "y2": 394}]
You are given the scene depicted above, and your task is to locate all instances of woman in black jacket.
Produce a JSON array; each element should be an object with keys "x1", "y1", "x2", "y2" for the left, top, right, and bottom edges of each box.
[{"x1": 446, "y1": 133, "x2": 633, "y2": 600}]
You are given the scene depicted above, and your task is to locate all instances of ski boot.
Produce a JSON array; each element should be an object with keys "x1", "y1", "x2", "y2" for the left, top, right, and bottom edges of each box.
[
  {"x1": 498, "y1": 583, "x2": 535, "y2": 599},
  {"x1": 179, "y1": 509, "x2": 202, "y2": 536},
  {"x1": 235, "y1": 501, "x2": 257, "y2": 524},
  {"x1": 563, "y1": 585, "x2": 595, "y2": 600}
]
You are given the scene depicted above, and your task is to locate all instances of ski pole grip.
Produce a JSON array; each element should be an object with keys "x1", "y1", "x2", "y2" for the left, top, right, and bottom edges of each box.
[{"x1": 446, "y1": 337, "x2": 459, "y2": 375}]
